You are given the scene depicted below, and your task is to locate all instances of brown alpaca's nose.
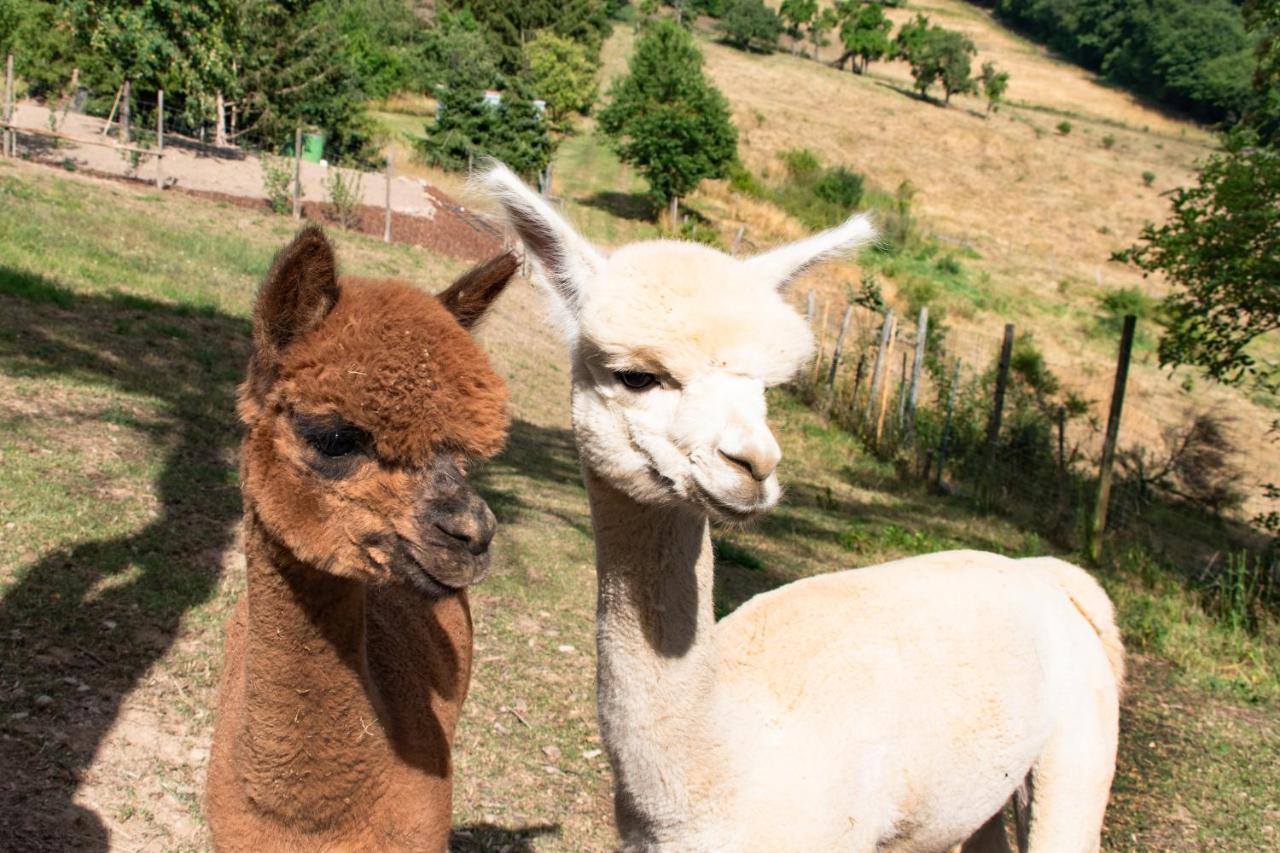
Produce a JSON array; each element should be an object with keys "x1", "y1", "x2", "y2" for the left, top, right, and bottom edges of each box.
[{"x1": 435, "y1": 501, "x2": 497, "y2": 556}]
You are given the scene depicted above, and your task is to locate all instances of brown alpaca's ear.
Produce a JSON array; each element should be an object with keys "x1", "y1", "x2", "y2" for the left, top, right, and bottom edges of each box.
[
  {"x1": 436, "y1": 250, "x2": 519, "y2": 329},
  {"x1": 253, "y1": 225, "x2": 340, "y2": 367}
]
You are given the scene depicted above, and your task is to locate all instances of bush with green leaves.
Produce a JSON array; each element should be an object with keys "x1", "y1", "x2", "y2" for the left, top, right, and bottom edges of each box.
[
  {"x1": 523, "y1": 30, "x2": 599, "y2": 125},
  {"x1": 1056, "y1": 120, "x2": 1073, "y2": 135},
  {"x1": 813, "y1": 167, "x2": 864, "y2": 209},
  {"x1": 979, "y1": 61, "x2": 1010, "y2": 112},
  {"x1": 598, "y1": 19, "x2": 738, "y2": 221},
  {"x1": 325, "y1": 166, "x2": 365, "y2": 230},
  {"x1": 261, "y1": 156, "x2": 295, "y2": 215},
  {"x1": 719, "y1": 0, "x2": 782, "y2": 53}
]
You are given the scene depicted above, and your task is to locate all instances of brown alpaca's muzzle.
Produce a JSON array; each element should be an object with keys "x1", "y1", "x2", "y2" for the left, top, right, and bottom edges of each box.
[{"x1": 397, "y1": 456, "x2": 497, "y2": 598}]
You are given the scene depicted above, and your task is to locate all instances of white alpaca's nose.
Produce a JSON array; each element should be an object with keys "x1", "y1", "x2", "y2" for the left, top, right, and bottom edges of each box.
[{"x1": 718, "y1": 428, "x2": 781, "y2": 481}]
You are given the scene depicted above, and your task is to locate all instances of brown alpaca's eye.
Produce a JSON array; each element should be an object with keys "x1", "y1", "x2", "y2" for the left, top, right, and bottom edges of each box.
[
  {"x1": 309, "y1": 428, "x2": 363, "y2": 457},
  {"x1": 616, "y1": 371, "x2": 657, "y2": 390}
]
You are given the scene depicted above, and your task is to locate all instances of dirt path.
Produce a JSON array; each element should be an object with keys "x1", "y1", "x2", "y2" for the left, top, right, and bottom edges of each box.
[{"x1": 8, "y1": 101, "x2": 505, "y2": 261}]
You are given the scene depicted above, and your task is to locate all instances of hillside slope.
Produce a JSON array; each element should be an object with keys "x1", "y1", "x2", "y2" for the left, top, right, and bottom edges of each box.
[{"x1": 627, "y1": 1, "x2": 1278, "y2": 512}]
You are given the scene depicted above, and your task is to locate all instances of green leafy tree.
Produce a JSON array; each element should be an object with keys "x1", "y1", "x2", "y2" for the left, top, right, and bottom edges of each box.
[
  {"x1": 523, "y1": 30, "x2": 598, "y2": 125},
  {"x1": 979, "y1": 61, "x2": 1010, "y2": 112},
  {"x1": 982, "y1": 0, "x2": 1255, "y2": 123},
  {"x1": 421, "y1": 74, "x2": 556, "y2": 181},
  {"x1": 907, "y1": 25, "x2": 977, "y2": 105},
  {"x1": 460, "y1": 0, "x2": 611, "y2": 75},
  {"x1": 893, "y1": 12, "x2": 931, "y2": 63},
  {"x1": 1117, "y1": 7, "x2": 1280, "y2": 399},
  {"x1": 811, "y1": 7, "x2": 840, "y2": 58},
  {"x1": 779, "y1": 0, "x2": 817, "y2": 55},
  {"x1": 413, "y1": 11, "x2": 501, "y2": 93},
  {"x1": 1117, "y1": 134, "x2": 1280, "y2": 393},
  {"x1": 719, "y1": 0, "x2": 782, "y2": 53},
  {"x1": 598, "y1": 19, "x2": 738, "y2": 222},
  {"x1": 836, "y1": 2, "x2": 892, "y2": 74}
]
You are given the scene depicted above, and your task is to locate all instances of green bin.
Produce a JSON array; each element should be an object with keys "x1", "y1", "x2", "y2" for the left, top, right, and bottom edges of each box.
[{"x1": 302, "y1": 132, "x2": 326, "y2": 163}]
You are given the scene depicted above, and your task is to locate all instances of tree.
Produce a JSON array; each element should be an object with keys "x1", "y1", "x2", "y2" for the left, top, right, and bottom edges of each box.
[
  {"x1": 1117, "y1": 3, "x2": 1280, "y2": 399},
  {"x1": 462, "y1": 0, "x2": 611, "y2": 75},
  {"x1": 598, "y1": 19, "x2": 738, "y2": 222},
  {"x1": 1117, "y1": 135, "x2": 1280, "y2": 394},
  {"x1": 835, "y1": 2, "x2": 892, "y2": 74},
  {"x1": 421, "y1": 73, "x2": 556, "y2": 181},
  {"x1": 979, "y1": 61, "x2": 1010, "y2": 112},
  {"x1": 412, "y1": 11, "x2": 501, "y2": 94},
  {"x1": 719, "y1": 0, "x2": 782, "y2": 53},
  {"x1": 524, "y1": 30, "x2": 598, "y2": 125},
  {"x1": 906, "y1": 25, "x2": 977, "y2": 105},
  {"x1": 779, "y1": 0, "x2": 817, "y2": 55},
  {"x1": 893, "y1": 12, "x2": 931, "y2": 64}
]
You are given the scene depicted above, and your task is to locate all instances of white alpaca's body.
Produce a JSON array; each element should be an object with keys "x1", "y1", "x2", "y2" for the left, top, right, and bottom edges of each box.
[
  {"x1": 480, "y1": 163, "x2": 1124, "y2": 852},
  {"x1": 590, "y1": 478, "x2": 1120, "y2": 852}
]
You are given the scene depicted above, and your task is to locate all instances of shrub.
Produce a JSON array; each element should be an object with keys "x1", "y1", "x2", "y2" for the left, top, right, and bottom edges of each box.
[
  {"x1": 262, "y1": 156, "x2": 295, "y2": 215},
  {"x1": 1142, "y1": 170, "x2": 1156, "y2": 186},
  {"x1": 780, "y1": 148, "x2": 822, "y2": 181},
  {"x1": 727, "y1": 160, "x2": 766, "y2": 198},
  {"x1": 325, "y1": 167, "x2": 365, "y2": 230},
  {"x1": 1056, "y1": 120, "x2": 1073, "y2": 135},
  {"x1": 1096, "y1": 286, "x2": 1158, "y2": 334},
  {"x1": 1101, "y1": 133, "x2": 1117, "y2": 149},
  {"x1": 813, "y1": 167, "x2": 864, "y2": 209}
]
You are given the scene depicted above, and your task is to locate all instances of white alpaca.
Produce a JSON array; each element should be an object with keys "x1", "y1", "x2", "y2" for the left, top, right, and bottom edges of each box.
[{"x1": 480, "y1": 164, "x2": 1125, "y2": 853}]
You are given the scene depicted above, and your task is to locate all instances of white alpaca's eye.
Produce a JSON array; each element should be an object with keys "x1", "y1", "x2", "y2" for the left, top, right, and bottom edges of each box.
[{"x1": 615, "y1": 371, "x2": 657, "y2": 390}]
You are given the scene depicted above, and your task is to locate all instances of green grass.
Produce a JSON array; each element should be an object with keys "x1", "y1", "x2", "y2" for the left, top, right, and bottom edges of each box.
[{"x1": 0, "y1": 159, "x2": 1277, "y2": 850}]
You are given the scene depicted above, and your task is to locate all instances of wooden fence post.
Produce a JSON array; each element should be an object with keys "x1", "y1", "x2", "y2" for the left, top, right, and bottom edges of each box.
[
  {"x1": 850, "y1": 354, "x2": 867, "y2": 425},
  {"x1": 120, "y1": 79, "x2": 131, "y2": 145},
  {"x1": 730, "y1": 225, "x2": 745, "y2": 256},
  {"x1": 895, "y1": 349, "x2": 909, "y2": 431},
  {"x1": 812, "y1": 300, "x2": 831, "y2": 383},
  {"x1": 1057, "y1": 405, "x2": 1066, "y2": 475},
  {"x1": 826, "y1": 303, "x2": 853, "y2": 391},
  {"x1": 101, "y1": 84, "x2": 122, "y2": 137},
  {"x1": 383, "y1": 155, "x2": 393, "y2": 242},
  {"x1": 1088, "y1": 314, "x2": 1137, "y2": 563},
  {"x1": 904, "y1": 306, "x2": 928, "y2": 444},
  {"x1": 874, "y1": 322, "x2": 897, "y2": 447},
  {"x1": 58, "y1": 67, "x2": 78, "y2": 131},
  {"x1": 985, "y1": 323, "x2": 1015, "y2": 466},
  {"x1": 155, "y1": 89, "x2": 164, "y2": 190},
  {"x1": 865, "y1": 309, "x2": 896, "y2": 431},
  {"x1": 4, "y1": 54, "x2": 13, "y2": 157},
  {"x1": 215, "y1": 90, "x2": 227, "y2": 147},
  {"x1": 293, "y1": 126, "x2": 303, "y2": 220},
  {"x1": 805, "y1": 289, "x2": 815, "y2": 327},
  {"x1": 935, "y1": 358, "x2": 962, "y2": 490}
]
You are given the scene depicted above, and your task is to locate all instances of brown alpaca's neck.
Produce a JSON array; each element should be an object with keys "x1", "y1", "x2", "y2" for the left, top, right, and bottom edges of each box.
[
  {"x1": 584, "y1": 469, "x2": 722, "y2": 835},
  {"x1": 236, "y1": 511, "x2": 390, "y2": 828}
]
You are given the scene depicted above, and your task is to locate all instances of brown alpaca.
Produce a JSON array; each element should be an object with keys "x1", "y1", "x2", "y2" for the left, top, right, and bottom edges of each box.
[{"x1": 205, "y1": 226, "x2": 517, "y2": 852}]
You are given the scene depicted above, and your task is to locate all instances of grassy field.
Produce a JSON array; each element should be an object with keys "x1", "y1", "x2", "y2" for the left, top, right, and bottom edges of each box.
[{"x1": 0, "y1": 152, "x2": 1278, "y2": 851}]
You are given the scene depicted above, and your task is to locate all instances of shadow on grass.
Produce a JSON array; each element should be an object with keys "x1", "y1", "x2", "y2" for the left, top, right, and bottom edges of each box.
[
  {"x1": 475, "y1": 418, "x2": 593, "y2": 541},
  {"x1": 450, "y1": 822, "x2": 560, "y2": 852},
  {"x1": 577, "y1": 190, "x2": 655, "y2": 223},
  {"x1": 0, "y1": 268, "x2": 250, "y2": 851}
]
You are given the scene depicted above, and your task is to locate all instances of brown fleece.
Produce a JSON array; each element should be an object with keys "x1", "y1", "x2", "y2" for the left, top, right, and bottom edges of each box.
[{"x1": 206, "y1": 228, "x2": 516, "y2": 852}]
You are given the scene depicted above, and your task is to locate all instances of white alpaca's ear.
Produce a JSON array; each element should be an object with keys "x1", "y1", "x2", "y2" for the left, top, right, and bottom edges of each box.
[
  {"x1": 475, "y1": 161, "x2": 604, "y2": 317},
  {"x1": 743, "y1": 213, "x2": 877, "y2": 290}
]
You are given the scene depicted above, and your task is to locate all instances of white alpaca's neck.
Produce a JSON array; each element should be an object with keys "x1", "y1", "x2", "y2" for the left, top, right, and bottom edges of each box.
[{"x1": 584, "y1": 468, "x2": 725, "y2": 841}]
